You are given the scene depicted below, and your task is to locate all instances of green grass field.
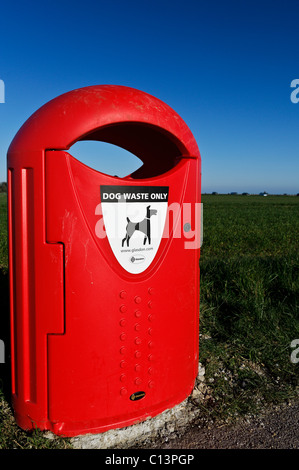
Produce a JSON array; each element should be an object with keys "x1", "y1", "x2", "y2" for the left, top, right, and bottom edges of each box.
[
  {"x1": 198, "y1": 194, "x2": 299, "y2": 418},
  {"x1": 0, "y1": 192, "x2": 298, "y2": 447}
]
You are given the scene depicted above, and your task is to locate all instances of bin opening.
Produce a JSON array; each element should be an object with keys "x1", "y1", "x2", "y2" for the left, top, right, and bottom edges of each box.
[
  {"x1": 70, "y1": 141, "x2": 143, "y2": 178},
  {"x1": 73, "y1": 122, "x2": 186, "y2": 179}
]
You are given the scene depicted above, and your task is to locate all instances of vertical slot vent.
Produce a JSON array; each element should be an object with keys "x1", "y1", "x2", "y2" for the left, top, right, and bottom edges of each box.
[
  {"x1": 8, "y1": 168, "x2": 17, "y2": 396},
  {"x1": 20, "y1": 168, "x2": 36, "y2": 403}
]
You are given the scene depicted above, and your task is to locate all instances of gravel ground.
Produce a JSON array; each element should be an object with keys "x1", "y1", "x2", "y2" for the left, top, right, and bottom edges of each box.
[{"x1": 137, "y1": 400, "x2": 299, "y2": 449}]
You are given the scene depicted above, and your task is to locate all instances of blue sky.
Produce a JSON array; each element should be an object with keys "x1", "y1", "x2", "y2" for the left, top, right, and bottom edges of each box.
[{"x1": 0, "y1": 0, "x2": 298, "y2": 194}]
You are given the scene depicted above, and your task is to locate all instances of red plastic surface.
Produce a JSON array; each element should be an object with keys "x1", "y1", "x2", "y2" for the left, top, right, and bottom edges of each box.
[{"x1": 7, "y1": 85, "x2": 201, "y2": 436}]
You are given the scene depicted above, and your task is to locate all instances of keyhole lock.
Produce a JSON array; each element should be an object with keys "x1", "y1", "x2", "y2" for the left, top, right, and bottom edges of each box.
[{"x1": 183, "y1": 223, "x2": 191, "y2": 232}]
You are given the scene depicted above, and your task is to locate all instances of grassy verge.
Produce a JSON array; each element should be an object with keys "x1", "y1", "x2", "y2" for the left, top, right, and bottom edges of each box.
[
  {"x1": 197, "y1": 254, "x2": 299, "y2": 421},
  {"x1": 0, "y1": 393, "x2": 71, "y2": 449},
  {"x1": 195, "y1": 194, "x2": 299, "y2": 421}
]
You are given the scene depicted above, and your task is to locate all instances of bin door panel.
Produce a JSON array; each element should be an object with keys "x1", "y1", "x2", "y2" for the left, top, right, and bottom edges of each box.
[{"x1": 45, "y1": 150, "x2": 199, "y2": 435}]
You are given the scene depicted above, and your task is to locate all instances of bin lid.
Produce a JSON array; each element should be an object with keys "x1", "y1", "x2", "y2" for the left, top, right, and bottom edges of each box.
[{"x1": 8, "y1": 85, "x2": 200, "y2": 176}]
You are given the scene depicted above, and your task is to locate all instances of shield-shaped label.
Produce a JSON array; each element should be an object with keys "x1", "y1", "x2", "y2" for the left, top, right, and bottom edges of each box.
[{"x1": 100, "y1": 185, "x2": 169, "y2": 274}]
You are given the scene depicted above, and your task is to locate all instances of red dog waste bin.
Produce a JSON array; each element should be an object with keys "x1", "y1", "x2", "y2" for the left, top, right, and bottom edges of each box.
[{"x1": 7, "y1": 85, "x2": 201, "y2": 436}]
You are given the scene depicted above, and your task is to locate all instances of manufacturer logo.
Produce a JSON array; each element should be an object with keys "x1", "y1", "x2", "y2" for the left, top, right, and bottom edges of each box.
[
  {"x1": 130, "y1": 391, "x2": 146, "y2": 401},
  {"x1": 130, "y1": 254, "x2": 145, "y2": 264}
]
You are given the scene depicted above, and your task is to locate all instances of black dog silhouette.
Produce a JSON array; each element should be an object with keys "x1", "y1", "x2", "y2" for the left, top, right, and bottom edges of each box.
[{"x1": 122, "y1": 205, "x2": 157, "y2": 247}]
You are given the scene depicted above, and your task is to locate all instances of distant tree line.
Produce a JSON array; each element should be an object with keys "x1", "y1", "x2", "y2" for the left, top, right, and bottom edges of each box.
[
  {"x1": 1, "y1": 182, "x2": 298, "y2": 195},
  {"x1": 207, "y1": 191, "x2": 299, "y2": 196}
]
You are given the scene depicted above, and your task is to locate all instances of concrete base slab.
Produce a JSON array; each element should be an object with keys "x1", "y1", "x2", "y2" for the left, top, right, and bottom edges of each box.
[{"x1": 70, "y1": 398, "x2": 198, "y2": 449}]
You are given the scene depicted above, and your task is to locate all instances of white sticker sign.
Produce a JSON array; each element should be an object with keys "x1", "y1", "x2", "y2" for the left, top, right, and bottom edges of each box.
[{"x1": 100, "y1": 185, "x2": 169, "y2": 274}]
